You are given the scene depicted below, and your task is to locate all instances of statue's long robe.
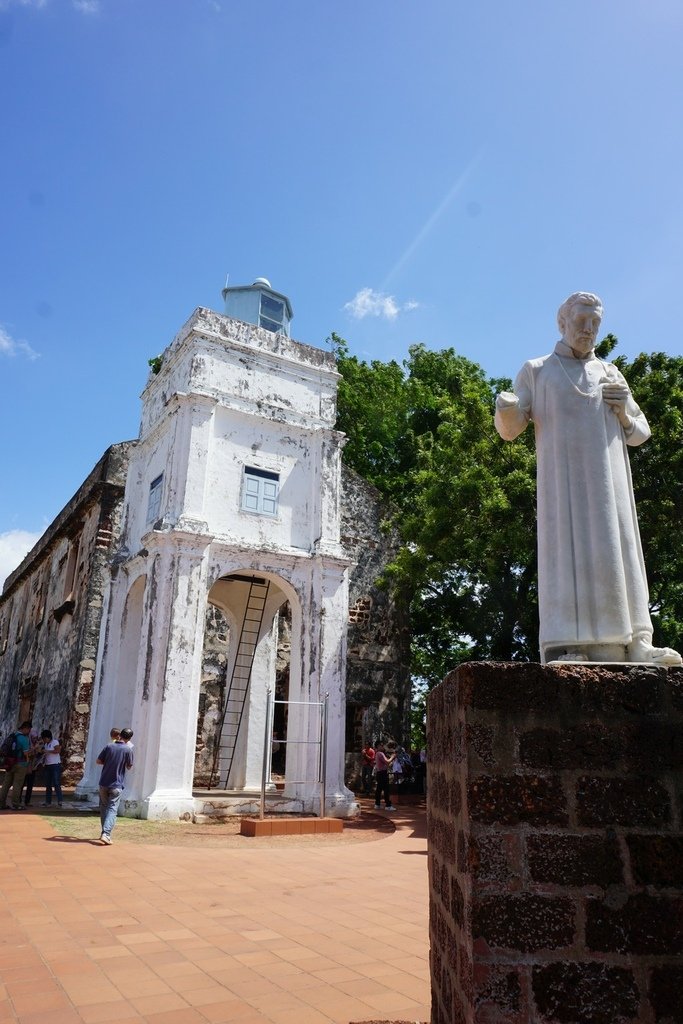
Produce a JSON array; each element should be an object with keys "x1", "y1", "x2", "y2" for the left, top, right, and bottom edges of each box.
[{"x1": 495, "y1": 341, "x2": 652, "y2": 662}]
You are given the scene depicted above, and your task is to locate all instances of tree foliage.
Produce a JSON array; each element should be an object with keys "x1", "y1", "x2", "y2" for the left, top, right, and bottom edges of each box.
[
  {"x1": 333, "y1": 331, "x2": 683, "y2": 690},
  {"x1": 610, "y1": 348, "x2": 683, "y2": 651},
  {"x1": 333, "y1": 334, "x2": 538, "y2": 685}
]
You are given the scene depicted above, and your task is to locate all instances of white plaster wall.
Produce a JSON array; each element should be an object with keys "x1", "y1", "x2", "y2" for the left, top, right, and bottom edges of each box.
[
  {"x1": 205, "y1": 408, "x2": 335, "y2": 553},
  {"x1": 140, "y1": 310, "x2": 339, "y2": 436}
]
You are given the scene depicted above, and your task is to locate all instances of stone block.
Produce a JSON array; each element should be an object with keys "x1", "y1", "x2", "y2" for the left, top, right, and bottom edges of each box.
[
  {"x1": 576, "y1": 775, "x2": 671, "y2": 828},
  {"x1": 526, "y1": 833, "x2": 624, "y2": 888},
  {"x1": 429, "y1": 815, "x2": 457, "y2": 862},
  {"x1": 623, "y1": 721, "x2": 683, "y2": 770},
  {"x1": 519, "y1": 724, "x2": 620, "y2": 770},
  {"x1": 532, "y1": 962, "x2": 639, "y2": 1024},
  {"x1": 451, "y1": 876, "x2": 465, "y2": 926},
  {"x1": 627, "y1": 834, "x2": 683, "y2": 888},
  {"x1": 649, "y1": 965, "x2": 683, "y2": 1023},
  {"x1": 473, "y1": 895, "x2": 575, "y2": 953},
  {"x1": 468, "y1": 774, "x2": 568, "y2": 826},
  {"x1": 586, "y1": 893, "x2": 683, "y2": 954},
  {"x1": 470, "y1": 833, "x2": 518, "y2": 886},
  {"x1": 457, "y1": 944, "x2": 473, "y2": 1004},
  {"x1": 467, "y1": 723, "x2": 495, "y2": 768},
  {"x1": 560, "y1": 668, "x2": 665, "y2": 717},
  {"x1": 461, "y1": 662, "x2": 560, "y2": 713},
  {"x1": 472, "y1": 964, "x2": 523, "y2": 1019}
]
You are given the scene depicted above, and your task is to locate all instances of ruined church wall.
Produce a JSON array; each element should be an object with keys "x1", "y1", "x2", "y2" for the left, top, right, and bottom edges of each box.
[
  {"x1": 0, "y1": 444, "x2": 133, "y2": 781},
  {"x1": 340, "y1": 465, "x2": 411, "y2": 777},
  {"x1": 194, "y1": 604, "x2": 229, "y2": 788}
]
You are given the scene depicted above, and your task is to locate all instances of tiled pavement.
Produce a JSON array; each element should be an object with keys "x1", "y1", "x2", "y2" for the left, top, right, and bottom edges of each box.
[{"x1": 0, "y1": 801, "x2": 430, "y2": 1024}]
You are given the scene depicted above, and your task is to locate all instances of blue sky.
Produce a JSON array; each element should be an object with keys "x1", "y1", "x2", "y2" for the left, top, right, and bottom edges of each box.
[{"x1": 2, "y1": 0, "x2": 683, "y2": 583}]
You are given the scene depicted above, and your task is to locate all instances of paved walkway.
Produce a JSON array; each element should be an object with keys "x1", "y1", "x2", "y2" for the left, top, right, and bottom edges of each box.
[{"x1": 0, "y1": 801, "x2": 430, "y2": 1024}]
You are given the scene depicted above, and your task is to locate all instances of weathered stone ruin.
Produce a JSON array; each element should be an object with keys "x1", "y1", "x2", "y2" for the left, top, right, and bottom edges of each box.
[{"x1": 0, "y1": 443, "x2": 134, "y2": 784}]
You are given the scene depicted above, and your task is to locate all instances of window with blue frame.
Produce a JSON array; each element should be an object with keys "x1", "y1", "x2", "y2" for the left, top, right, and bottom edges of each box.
[
  {"x1": 242, "y1": 466, "x2": 279, "y2": 516},
  {"x1": 259, "y1": 294, "x2": 285, "y2": 333},
  {"x1": 146, "y1": 473, "x2": 164, "y2": 524}
]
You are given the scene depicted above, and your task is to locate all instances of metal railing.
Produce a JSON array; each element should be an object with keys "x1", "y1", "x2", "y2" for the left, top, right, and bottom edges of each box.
[{"x1": 260, "y1": 688, "x2": 329, "y2": 819}]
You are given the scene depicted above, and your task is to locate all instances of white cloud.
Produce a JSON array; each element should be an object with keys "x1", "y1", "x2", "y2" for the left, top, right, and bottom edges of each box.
[
  {"x1": 0, "y1": 325, "x2": 39, "y2": 361},
  {"x1": 72, "y1": 0, "x2": 100, "y2": 12},
  {"x1": 343, "y1": 288, "x2": 420, "y2": 321},
  {"x1": 344, "y1": 288, "x2": 400, "y2": 321},
  {"x1": 0, "y1": 530, "x2": 42, "y2": 590}
]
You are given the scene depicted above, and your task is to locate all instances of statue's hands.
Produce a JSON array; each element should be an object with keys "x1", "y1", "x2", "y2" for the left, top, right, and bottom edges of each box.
[
  {"x1": 602, "y1": 381, "x2": 632, "y2": 428},
  {"x1": 496, "y1": 391, "x2": 519, "y2": 409}
]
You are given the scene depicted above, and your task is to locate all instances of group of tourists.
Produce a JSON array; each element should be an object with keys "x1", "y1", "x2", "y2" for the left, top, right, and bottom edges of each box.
[
  {"x1": 0, "y1": 720, "x2": 136, "y2": 848},
  {"x1": 0, "y1": 720, "x2": 63, "y2": 811},
  {"x1": 360, "y1": 741, "x2": 426, "y2": 812}
]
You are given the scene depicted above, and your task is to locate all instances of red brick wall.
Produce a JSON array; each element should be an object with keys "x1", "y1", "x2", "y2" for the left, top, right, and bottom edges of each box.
[{"x1": 427, "y1": 662, "x2": 683, "y2": 1024}]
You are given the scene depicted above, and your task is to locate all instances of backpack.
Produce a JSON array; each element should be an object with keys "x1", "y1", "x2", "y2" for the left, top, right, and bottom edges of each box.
[{"x1": 0, "y1": 732, "x2": 19, "y2": 771}]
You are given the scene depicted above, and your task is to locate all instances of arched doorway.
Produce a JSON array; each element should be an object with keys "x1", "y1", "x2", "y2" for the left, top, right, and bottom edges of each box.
[
  {"x1": 194, "y1": 571, "x2": 293, "y2": 792},
  {"x1": 116, "y1": 574, "x2": 146, "y2": 732}
]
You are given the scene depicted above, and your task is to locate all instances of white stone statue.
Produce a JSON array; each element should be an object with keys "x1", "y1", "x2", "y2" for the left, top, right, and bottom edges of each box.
[{"x1": 495, "y1": 291, "x2": 682, "y2": 666}]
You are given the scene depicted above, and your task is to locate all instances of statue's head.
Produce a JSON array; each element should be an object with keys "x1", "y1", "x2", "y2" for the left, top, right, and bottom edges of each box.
[{"x1": 557, "y1": 292, "x2": 603, "y2": 356}]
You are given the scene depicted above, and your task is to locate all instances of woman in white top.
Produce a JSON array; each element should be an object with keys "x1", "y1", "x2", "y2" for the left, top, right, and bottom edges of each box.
[{"x1": 40, "y1": 730, "x2": 63, "y2": 807}]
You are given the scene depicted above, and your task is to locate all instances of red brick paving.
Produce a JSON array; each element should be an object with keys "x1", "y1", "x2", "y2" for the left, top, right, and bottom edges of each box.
[{"x1": 0, "y1": 802, "x2": 429, "y2": 1023}]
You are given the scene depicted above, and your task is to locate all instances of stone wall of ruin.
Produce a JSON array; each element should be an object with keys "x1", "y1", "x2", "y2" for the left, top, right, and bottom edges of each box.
[
  {"x1": 0, "y1": 444, "x2": 133, "y2": 782},
  {"x1": 340, "y1": 465, "x2": 411, "y2": 777},
  {"x1": 427, "y1": 661, "x2": 683, "y2": 1024}
]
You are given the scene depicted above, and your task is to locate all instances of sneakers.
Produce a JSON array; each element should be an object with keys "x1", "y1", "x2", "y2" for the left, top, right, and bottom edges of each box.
[
  {"x1": 100, "y1": 833, "x2": 112, "y2": 845},
  {"x1": 385, "y1": 805, "x2": 395, "y2": 811},
  {"x1": 374, "y1": 804, "x2": 381, "y2": 809}
]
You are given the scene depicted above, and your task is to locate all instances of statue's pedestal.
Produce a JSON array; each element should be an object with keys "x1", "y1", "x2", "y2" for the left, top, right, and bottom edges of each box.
[{"x1": 427, "y1": 661, "x2": 683, "y2": 1024}]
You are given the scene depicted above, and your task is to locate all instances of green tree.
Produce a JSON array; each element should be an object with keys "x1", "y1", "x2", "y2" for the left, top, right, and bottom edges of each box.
[
  {"x1": 609, "y1": 346, "x2": 683, "y2": 651},
  {"x1": 334, "y1": 333, "x2": 683, "y2": 682},
  {"x1": 334, "y1": 337, "x2": 538, "y2": 681}
]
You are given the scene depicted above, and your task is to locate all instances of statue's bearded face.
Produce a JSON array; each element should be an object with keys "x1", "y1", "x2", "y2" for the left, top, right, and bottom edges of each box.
[{"x1": 563, "y1": 303, "x2": 602, "y2": 356}]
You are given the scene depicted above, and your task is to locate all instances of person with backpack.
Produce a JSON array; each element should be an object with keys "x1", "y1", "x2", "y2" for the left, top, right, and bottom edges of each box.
[{"x1": 0, "y1": 721, "x2": 33, "y2": 810}]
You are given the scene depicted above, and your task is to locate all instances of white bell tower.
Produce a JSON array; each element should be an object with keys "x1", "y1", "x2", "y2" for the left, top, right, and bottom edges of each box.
[{"x1": 77, "y1": 280, "x2": 357, "y2": 820}]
